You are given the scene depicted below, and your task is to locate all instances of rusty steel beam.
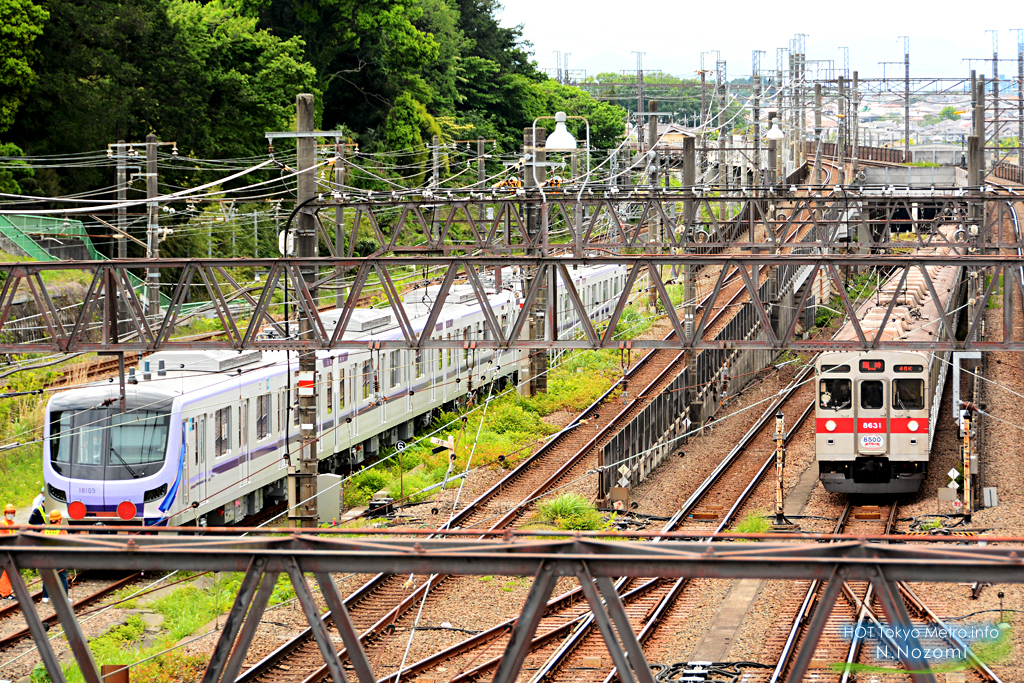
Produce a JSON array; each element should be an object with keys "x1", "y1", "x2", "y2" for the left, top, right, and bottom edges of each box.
[
  {"x1": 5, "y1": 532, "x2": 1018, "y2": 683},
  {"x1": 298, "y1": 191, "x2": 1021, "y2": 253},
  {"x1": 1, "y1": 254, "x2": 1021, "y2": 353}
]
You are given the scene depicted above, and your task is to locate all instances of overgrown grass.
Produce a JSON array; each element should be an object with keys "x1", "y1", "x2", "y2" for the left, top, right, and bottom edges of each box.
[
  {"x1": 56, "y1": 571, "x2": 300, "y2": 683},
  {"x1": 342, "y1": 348, "x2": 622, "y2": 509},
  {"x1": 535, "y1": 493, "x2": 610, "y2": 531},
  {"x1": 0, "y1": 362, "x2": 66, "y2": 509},
  {"x1": 733, "y1": 510, "x2": 770, "y2": 536}
]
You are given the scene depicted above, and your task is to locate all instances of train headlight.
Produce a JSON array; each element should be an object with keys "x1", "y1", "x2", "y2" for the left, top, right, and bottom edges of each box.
[
  {"x1": 825, "y1": 420, "x2": 837, "y2": 432},
  {"x1": 908, "y1": 420, "x2": 919, "y2": 432}
]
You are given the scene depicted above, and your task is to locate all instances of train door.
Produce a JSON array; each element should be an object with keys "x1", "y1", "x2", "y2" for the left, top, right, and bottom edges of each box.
[
  {"x1": 856, "y1": 378, "x2": 888, "y2": 455},
  {"x1": 196, "y1": 415, "x2": 207, "y2": 503},
  {"x1": 241, "y1": 399, "x2": 250, "y2": 485},
  {"x1": 182, "y1": 419, "x2": 190, "y2": 506}
]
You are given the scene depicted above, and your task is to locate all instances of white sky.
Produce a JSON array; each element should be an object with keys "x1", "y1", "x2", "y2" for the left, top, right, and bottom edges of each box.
[{"x1": 499, "y1": 0, "x2": 1021, "y2": 81}]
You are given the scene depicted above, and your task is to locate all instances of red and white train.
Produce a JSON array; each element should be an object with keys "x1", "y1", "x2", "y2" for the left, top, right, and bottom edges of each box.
[{"x1": 815, "y1": 233, "x2": 963, "y2": 493}]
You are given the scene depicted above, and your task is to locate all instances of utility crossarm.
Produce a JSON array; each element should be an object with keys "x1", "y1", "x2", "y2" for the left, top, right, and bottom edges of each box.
[{"x1": 1, "y1": 254, "x2": 1022, "y2": 353}]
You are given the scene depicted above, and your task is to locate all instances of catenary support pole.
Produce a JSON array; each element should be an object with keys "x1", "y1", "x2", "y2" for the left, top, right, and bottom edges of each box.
[
  {"x1": 837, "y1": 76, "x2": 846, "y2": 185},
  {"x1": 336, "y1": 142, "x2": 346, "y2": 308},
  {"x1": 116, "y1": 140, "x2": 127, "y2": 259},
  {"x1": 146, "y1": 133, "x2": 159, "y2": 317},
  {"x1": 648, "y1": 100, "x2": 660, "y2": 310},
  {"x1": 291, "y1": 93, "x2": 319, "y2": 528},
  {"x1": 851, "y1": 71, "x2": 860, "y2": 177},
  {"x1": 752, "y1": 75, "x2": 761, "y2": 185},
  {"x1": 813, "y1": 83, "x2": 823, "y2": 186}
]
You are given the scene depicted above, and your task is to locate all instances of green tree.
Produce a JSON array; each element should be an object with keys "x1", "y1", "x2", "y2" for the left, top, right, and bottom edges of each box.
[
  {"x1": 532, "y1": 81, "x2": 626, "y2": 149},
  {"x1": 0, "y1": 0, "x2": 48, "y2": 133},
  {"x1": 235, "y1": 0, "x2": 440, "y2": 139},
  {"x1": 0, "y1": 142, "x2": 33, "y2": 194},
  {"x1": 8, "y1": 0, "x2": 316, "y2": 197},
  {"x1": 940, "y1": 106, "x2": 958, "y2": 121}
]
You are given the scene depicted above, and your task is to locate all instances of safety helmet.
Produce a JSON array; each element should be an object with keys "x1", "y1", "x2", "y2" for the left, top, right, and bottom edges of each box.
[
  {"x1": 4, "y1": 504, "x2": 14, "y2": 513},
  {"x1": 48, "y1": 509, "x2": 62, "y2": 522}
]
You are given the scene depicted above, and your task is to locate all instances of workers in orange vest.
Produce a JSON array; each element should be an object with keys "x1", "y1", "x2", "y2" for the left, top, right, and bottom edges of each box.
[
  {"x1": 40, "y1": 509, "x2": 68, "y2": 604},
  {"x1": 0, "y1": 504, "x2": 14, "y2": 599}
]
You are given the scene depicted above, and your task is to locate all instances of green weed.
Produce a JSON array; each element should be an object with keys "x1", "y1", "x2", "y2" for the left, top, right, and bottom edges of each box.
[
  {"x1": 536, "y1": 493, "x2": 610, "y2": 531},
  {"x1": 733, "y1": 510, "x2": 770, "y2": 536}
]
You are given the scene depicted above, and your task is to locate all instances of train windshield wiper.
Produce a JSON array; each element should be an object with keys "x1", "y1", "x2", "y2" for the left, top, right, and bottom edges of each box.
[{"x1": 108, "y1": 446, "x2": 140, "y2": 479}]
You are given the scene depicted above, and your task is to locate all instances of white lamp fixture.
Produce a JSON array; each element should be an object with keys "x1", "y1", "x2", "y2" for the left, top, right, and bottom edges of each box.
[
  {"x1": 766, "y1": 119, "x2": 785, "y2": 140},
  {"x1": 545, "y1": 112, "x2": 578, "y2": 151}
]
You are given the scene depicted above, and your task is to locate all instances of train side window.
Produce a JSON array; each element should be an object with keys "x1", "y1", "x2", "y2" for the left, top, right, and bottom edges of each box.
[
  {"x1": 339, "y1": 369, "x2": 346, "y2": 406},
  {"x1": 819, "y1": 378, "x2": 851, "y2": 410},
  {"x1": 893, "y1": 379, "x2": 925, "y2": 410},
  {"x1": 214, "y1": 407, "x2": 230, "y2": 456},
  {"x1": 860, "y1": 380, "x2": 884, "y2": 410},
  {"x1": 326, "y1": 372, "x2": 333, "y2": 414},
  {"x1": 362, "y1": 361, "x2": 372, "y2": 400},
  {"x1": 257, "y1": 394, "x2": 270, "y2": 439},
  {"x1": 415, "y1": 350, "x2": 424, "y2": 379}
]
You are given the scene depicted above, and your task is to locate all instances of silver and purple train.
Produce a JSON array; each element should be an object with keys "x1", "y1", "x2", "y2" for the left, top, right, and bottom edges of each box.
[{"x1": 43, "y1": 263, "x2": 627, "y2": 526}]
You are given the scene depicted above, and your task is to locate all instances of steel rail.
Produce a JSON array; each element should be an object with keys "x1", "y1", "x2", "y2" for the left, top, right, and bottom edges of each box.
[
  {"x1": 0, "y1": 572, "x2": 142, "y2": 651},
  {"x1": 236, "y1": 285, "x2": 728, "y2": 683},
  {"x1": 356, "y1": 254, "x2": 798, "y2": 683},
  {"x1": 768, "y1": 501, "x2": 854, "y2": 683},
  {"x1": 537, "y1": 360, "x2": 818, "y2": 683}
]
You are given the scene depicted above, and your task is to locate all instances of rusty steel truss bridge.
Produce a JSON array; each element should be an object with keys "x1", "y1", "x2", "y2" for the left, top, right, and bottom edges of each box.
[{"x1": 2, "y1": 188, "x2": 1022, "y2": 354}]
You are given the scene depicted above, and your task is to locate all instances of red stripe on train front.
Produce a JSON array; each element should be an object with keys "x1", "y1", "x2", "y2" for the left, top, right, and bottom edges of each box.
[
  {"x1": 816, "y1": 417, "x2": 855, "y2": 433},
  {"x1": 891, "y1": 417, "x2": 929, "y2": 434}
]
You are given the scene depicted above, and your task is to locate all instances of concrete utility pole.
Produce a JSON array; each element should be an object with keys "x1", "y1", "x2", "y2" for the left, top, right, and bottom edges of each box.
[
  {"x1": 648, "y1": 100, "x2": 660, "y2": 309},
  {"x1": 988, "y1": 30, "x2": 1000, "y2": 152},
  {"x1": 977, "y1": 75, "x2": 987, "y2": 178},
  {"x1": 851, "y1": 71, "x2": 860, "y2": 177},
  {"x1": 812, "y1": 83, "x2": 823, "y2": 186},
  {"x1": 335, "y1": 142, "x2": 347, "y2": 308},
  {"x1": 682, "y1": 135, "x2": 698, "y2": 433},
  {"x1": 521, "y1": 127, "x2": 546, "y2": 397},
  {"x1": 146, "y1": 134, "x2": 160, "y2": 317},
  {"x1": 837, "y1": 76, "x2": 846, "y2": 185},
  {"x1": 752, "y1": 76, "x2": 761, "y2": 186},
  {"x1": 116, "y1": 140, "x2": 127, "y2": 260},
  {"x1": 291, "y1": 93, "x2": 319, "y2": 528},
  {"x1": 431, "y1": 135, "x2": 440, "y2": 241}
]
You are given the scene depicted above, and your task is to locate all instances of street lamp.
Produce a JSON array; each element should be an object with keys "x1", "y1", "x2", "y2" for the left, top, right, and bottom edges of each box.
[{"x1": 532, "y1": 112, "x2": 591, "y2": 186}]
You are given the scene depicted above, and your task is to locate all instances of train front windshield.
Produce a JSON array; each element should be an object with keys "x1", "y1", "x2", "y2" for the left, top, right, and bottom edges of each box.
[{"x1": 50, "y1": 409, "x2": 170, "y2": 481}]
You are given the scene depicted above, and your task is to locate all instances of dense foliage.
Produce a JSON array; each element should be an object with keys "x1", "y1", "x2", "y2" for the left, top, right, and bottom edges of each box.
[{"x1": 1, "y1": 0, "x2": 625, "y2": 196}]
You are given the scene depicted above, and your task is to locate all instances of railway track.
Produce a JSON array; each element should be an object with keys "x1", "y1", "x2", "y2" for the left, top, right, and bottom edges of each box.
[
  {"x1": 234, "y1": 263, "x2": 770, "y2": 683},
  {"x1": 767, "y1": 500, "x2": 1001, "y2": 683},
  {"x1": 384, "y1": 363, "x2": 817, "y2": 683},
  {"x1": 0, "y1": 571, "x2": 143, "y2": 653},
  {"x1": 235, "y1": 173, "x2": 835, "y2": 683}
]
